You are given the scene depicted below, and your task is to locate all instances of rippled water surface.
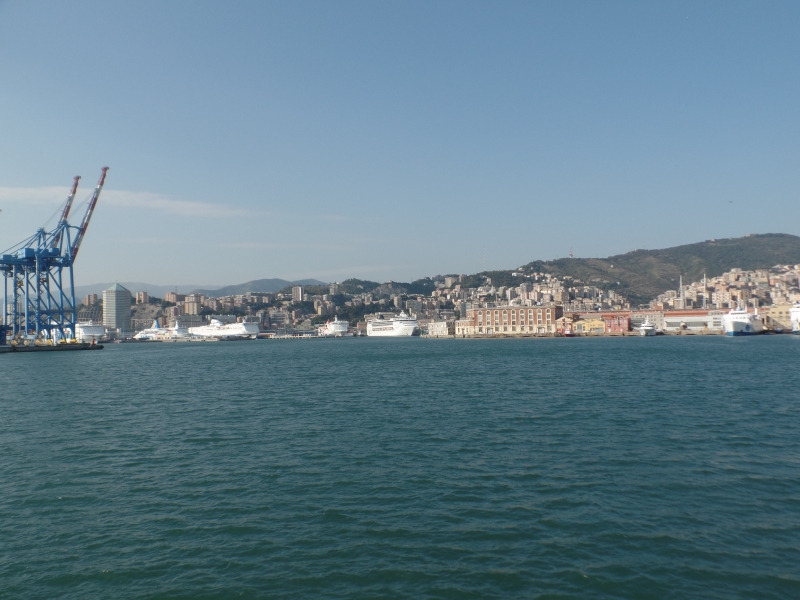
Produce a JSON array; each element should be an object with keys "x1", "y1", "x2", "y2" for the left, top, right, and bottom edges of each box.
[{"x1": 1, "y1": 336, "x2": 799, "y2": 599}]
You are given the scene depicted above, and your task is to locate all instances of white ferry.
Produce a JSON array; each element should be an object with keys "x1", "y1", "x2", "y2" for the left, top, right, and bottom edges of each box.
[
  {"x1": 188, "y1": 319, "x2": 259, "y2": 340},
  {"x1": 791, "y1": 303, "x2": 800, "y2": 334},
  {"x1": 75, "y1": 321, "x2": 106, "y2": 343},
  {"x1": 318, "y1": 316, "x2": 350, "y2": 337},
  {"x1": 134, "y1": 320, "x2": 191, "y2": 341},
  {"x1": 722, "y1": 304, "x2": 764, "y2": 336},
  {"x1": 638, "y1": 318, "x2": 657, "y2": 336},
  {"x1": 367, "y1": 312, "x2": 420, "y2": 337}
]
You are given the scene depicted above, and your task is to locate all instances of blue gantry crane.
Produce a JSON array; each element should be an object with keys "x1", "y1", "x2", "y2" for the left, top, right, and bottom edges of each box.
[{"x1": 1, "y1": 167, "x2": 109, "y2": 342}]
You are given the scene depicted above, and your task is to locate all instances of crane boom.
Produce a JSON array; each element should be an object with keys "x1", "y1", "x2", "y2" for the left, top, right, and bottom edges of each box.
[
  {"x1": 51, "y1": 175, "x2": 81, "y2": 248},
  {"x1": 71, "y1": 166, "x2": 108, "y2": 261},
  {"x1": 62, "y1": 175, "x2": 81, "y2": 222}
]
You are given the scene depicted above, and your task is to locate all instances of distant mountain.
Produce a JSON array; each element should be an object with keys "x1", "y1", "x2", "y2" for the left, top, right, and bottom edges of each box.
[
  {"x1": 192, "y1": 278, "x2": 326, "y2": 297},
  {"x1": 522, "y1": 233, "x2": 800, "y2": 305},
  {"x1": 74, "y1": 278, "x2": 326, "y2": 300},
  {"x1": 73, "y1": 282, "x2": 209, "y2": 299}
]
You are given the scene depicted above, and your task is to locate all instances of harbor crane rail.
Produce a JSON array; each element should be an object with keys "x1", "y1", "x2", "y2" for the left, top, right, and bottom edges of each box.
[{"x1": 1, "y1": 167, "x2": 109, "y2": 341}]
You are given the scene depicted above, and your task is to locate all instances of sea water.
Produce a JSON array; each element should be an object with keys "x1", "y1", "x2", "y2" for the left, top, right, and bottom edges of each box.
[{"x1": 1, "y1": 336, "x2": 799, "y2": 598}]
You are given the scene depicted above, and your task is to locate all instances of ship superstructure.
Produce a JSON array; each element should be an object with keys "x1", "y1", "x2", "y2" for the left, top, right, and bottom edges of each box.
[
  {"x1": 366, "y1": 312, "x2": 420, "y2": 337},
  {"x1": 722, "y1": 304, "x2": 764, "y2": 336},
  {"x1": 188, "y1": 319, "x2": 259, "y2": 340},
  {"x1": 75, "y1": 321, "x2": 106, "y2": 343},
  {"x1": 134, "y1": 320, "x2": 191, "y2": 341},
  {"x1": 318, "y1": 316, "x2": 350, "y2": 337},
  {"x1": 791, "y1": 303, "x2": 800, "y2": 334},
  {"x1": 638, "y1": 318, "x2": 657, "y2": 336}
]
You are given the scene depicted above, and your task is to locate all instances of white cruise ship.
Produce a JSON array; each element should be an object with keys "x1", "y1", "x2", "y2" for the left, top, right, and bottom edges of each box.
[
  {"x1": 318, "y1": 316, "x2": 350, "y2": 337},
  {"x1": 722, "y1": 305, "x2": 764, "y2": 336},
  {"x1": 367, "y1": 312, "x2": 420, "y2": 337},
  {"x1": 75, "y1": 321, "x2": 106, "y2": 343},
  {"x1": 791, "y1": 303, "x2": 800, "y2": 334},
  {"x1": 188, "y1": 319, "x2": 259, "y2": 340},
  {"x1": 134, "y1": 320, "x2": 191, "y2": 341}
]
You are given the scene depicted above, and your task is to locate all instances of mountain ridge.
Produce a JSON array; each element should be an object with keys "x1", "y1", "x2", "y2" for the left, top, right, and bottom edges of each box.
[
  {"x1": 192, "y1": 279, "x2": 326, "y2": 297},
  {"x1": 522, "y1": 233, "x2": 800, "y2": 305},
  {"x1": 74, "y1": 234, "x2": 800, "y2": 305},
  {"x1": 73, "y1": 278, "x2": 327, "y2": 299}
]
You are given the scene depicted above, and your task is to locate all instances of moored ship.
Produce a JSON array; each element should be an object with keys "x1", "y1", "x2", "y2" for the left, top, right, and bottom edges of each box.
[
  {"x1": 188, "y1": 319, "x2": 259, "y2": 340},
  {"x1": 722, "y1": 304, "x2": 764, "y2": 336},
  {"x1": 367, "y1": 312, "x2": 420, "y2": 337},
  {"x1": 134, "y1": 320, "x2": 191, "y2": 341},
  {"x1": 638, "y1": 318, "x2": 657, "y2": 336},
  {"x1": 318, "y1": 316, "x2": 350, "y2": 337},
  {"x1": 75, "y1": 321, "x2": 106, "y2": 343},
  {"x1": 791, "y1": 303, "x2": 800, "y2": 334}
]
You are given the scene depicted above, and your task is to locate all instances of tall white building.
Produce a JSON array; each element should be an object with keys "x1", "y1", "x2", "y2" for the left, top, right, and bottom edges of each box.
[
  {"x1": 103, "y1": 283, "x2": 131, "y2": 334},
  {"x1": 292, "y1": 286, "x2": 303, "y2": 302}
]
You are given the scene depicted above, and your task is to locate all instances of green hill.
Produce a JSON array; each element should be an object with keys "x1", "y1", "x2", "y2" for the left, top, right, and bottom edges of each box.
[
  {"x1": 519, "y1": 234, "x2": 800, "y2": 306},
  {"x1": 193, "y1": 278, "x2": 325, "y2": 297}
]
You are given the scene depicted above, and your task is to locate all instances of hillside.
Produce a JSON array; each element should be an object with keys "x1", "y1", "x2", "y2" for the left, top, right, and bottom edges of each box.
[
  {"x1": 193, "y1": 278, "x2": 326, "y2": 297},
  {"x1": 520, "y1": 234, "x2": 800, "y2": 305}
]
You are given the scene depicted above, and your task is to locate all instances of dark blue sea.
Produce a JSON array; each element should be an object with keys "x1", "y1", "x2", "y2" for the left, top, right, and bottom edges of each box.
[{"x1": 1, "y1": 336, "x2": 799, "y2": 599}]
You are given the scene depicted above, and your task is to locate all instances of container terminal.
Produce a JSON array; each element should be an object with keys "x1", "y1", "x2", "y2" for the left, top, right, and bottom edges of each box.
[{"x1": 0, "y1": 168, "x2": 109, "y2": 353}]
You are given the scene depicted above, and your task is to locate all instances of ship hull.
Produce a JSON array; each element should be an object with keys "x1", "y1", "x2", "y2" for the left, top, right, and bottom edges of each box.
[
  {"x1": 319, "y1": 323, "x2": 350, "y2": 337},
  {"x1": 723, "y1": 320, "x2": 764, "y2": 336},
  {"x1": 188, "y1": 323, "x2": 259, "y2": 339},
  {"x1": 366, "y1": 312, "x2": 419, "y2": 337},
  {"x1": 367, "y1": 324, "x2": 420, "y2": 337},
  {"x1": 723, "y1": 310, "x2": 764, "y2": 337}
]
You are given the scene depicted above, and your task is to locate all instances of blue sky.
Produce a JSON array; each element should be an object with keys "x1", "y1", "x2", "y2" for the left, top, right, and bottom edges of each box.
[{"x1": 0, "y1": 1, "x2": 798, "y2": 287}]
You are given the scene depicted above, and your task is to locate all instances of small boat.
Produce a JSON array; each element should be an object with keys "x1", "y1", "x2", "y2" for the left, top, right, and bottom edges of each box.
[{"x1": 638, "y1": 318, "x2": 657, "y2": 336}]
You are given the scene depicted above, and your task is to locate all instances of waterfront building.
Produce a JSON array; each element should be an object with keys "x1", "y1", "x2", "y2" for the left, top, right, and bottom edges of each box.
[
  {"x1": 601, "y1": 314, "x2": 631, "y2": 333},
  {"x1": 662, "y1": 310, "x2": 726, "y2": 332},
  {"x1": 459, "y1": 304, "x2": 564, "y2": 335},
  {"x1": 574, "y1": 316, "x2": 605, "y2": 334},
  {"x1": 761, "y1": 303, "x2": 795, "y2": 331},
  {"x1": 103, "y1": 283, "x2": 132, "y2": 335},
  {"x1": 427, "y1": 321, "x2": 449, "y2": 337}
]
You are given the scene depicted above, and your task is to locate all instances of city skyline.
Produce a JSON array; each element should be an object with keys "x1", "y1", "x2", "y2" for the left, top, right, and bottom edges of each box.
[{"x1": 1, "y1": 1, "x2": 799, "y2": 286}]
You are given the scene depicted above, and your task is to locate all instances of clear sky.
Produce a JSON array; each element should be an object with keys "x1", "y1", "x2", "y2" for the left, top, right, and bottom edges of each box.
[{"x1": 0, "y1": 1, "x2": 798, "y2": 287}]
